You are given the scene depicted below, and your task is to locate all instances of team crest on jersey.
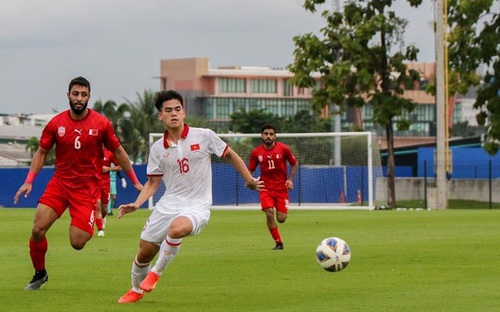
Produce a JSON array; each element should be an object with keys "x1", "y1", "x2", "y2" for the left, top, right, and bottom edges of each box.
[
  {"x1": 258, "y1": 155, "x2": 263, "y2": 162},
  {"x1": 276, "y1": 154, "x2": 282, "y2": 159},
  {"x1": 57, "y1": 126, "x2": 66, "y2": 137}
]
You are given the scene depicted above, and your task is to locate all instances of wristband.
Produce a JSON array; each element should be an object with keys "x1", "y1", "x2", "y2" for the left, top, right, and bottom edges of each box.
[
  {"x1": 126, "y1": 169, "x2": 139, "y2": 184},
  {"x1": 25, "y1": 170, "x2": 37, "y2": 184}
]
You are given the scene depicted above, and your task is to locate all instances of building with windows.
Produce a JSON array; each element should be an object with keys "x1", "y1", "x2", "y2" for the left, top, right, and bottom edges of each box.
[
  {"x1": 159, "y1": 57, "x2": 473, "y2": 147},
  {"x1": 159, "y1": 57, "x2": 323, "y2": 130}
]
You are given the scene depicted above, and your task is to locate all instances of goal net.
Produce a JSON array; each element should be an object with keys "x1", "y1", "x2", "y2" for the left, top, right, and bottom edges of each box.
[{"x1": 148, "y1": 131, "x2": 385, "y2": 210}]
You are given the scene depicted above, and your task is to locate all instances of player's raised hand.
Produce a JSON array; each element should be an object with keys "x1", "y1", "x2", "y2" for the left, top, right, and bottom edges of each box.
[
  {"x1": 117, "y1": 203, "x2": 140, "y2": 218},
  {"x1": 14, "y1": 183, "x2": 32, "y2": 204}
]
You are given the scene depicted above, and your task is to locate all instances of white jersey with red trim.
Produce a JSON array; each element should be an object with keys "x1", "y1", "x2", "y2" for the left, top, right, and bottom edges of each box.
[{"x1": 147, "y1": 125, "x2": 228, "y2": 214}]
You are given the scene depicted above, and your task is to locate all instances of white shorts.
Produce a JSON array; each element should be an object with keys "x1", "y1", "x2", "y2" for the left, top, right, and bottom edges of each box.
[{"x1": 140, "y1": 208, "x2": 210, "y2": 246}]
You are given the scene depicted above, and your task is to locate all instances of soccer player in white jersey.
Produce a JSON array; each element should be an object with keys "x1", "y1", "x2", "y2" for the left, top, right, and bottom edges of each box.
[{"x1": 117, "y1": 90, "x2": 264, "y2": 303}]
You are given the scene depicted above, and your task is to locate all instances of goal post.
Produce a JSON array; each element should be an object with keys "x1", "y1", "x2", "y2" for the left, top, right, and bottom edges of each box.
[{"x1": 148, "y1": 131, "x2": 385, "y2": 210}]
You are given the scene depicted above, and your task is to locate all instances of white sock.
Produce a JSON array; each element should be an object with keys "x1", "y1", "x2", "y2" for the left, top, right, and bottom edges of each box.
[
  {"x1": 152, "y1": 236, "x2": 182, "y2": 276},
  {"x1": 131, "y1": 256, "x2": 151, "y2": 293}
]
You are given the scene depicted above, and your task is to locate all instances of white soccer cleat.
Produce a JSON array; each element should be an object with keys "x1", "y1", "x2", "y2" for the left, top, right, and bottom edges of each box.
[
  {"x1": 25, "y1": 270, "x2": 48, "y2": 290},
  {"x1": 97, "y1": 230, "x2": 105, "y2": 237}
]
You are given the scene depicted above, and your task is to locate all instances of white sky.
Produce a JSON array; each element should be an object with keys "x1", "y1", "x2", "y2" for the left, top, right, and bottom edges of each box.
[{"x1": 0, "y1": 0, "x2": 436, "y2": 115}]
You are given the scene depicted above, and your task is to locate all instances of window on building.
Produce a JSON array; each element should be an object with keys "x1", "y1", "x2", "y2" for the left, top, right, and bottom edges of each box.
[
  {"x1": 233, "y1": 99, "x2": 247, "y2": 113},
  {"x1": 266, "y1": 100, "x2": 280, "y2": 115},
  {"x1": 204, "y1": 100, "x2": 214, "y2": 119},
  {"x1": 296, "y1": 100, "x2": 310, "y2": 112},
  {"x1": 283, "y1": 79, "x2": 293, "y2": 96},
  {"x1": 419, "y1": 79, "x2": 428, "y2": 90},
  {"x1": 202, "y1": 97, "x2": 317, "y2": 125},
  {"x1": 281, "y1": 101, "x2": 295, "y2": 116},
  {"x1": 252, "y1": 79, "x2": 277, "y2": 94},
  {"x1": 219, "y1": 78, "x2": 246, "y2": 93},
  {"x1": 362, "y1": 104, "x2": 438, "y2": 137},
  {"x1": 249, "y1": 99, "x2": 262, "y2": 111},
  {"x1": 453, "y1": 103, "x2": 462, "y2": 124},
  {"x1": 216, "y1": 99, "x2": 231, "y2": 119}
]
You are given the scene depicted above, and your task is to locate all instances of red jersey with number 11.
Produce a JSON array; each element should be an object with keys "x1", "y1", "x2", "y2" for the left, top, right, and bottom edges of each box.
[{"x1": 248, "y1": 141, "x2": 297, "y2": 192}]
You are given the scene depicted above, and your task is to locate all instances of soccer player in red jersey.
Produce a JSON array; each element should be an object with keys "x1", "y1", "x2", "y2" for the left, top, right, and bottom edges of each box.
[
  {"x1": 95, "y1": 146, "x2": 122, "y2": 237},
  {"x1": 248, "y1": 124, "x2": 298, "y2": 250},
  {"x1": 13, "y1": 76, "x2": 143, "y2": 290}
]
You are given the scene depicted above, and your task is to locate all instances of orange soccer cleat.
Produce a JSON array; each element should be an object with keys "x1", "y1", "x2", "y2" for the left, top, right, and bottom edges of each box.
[
  {"x1": 140, "y1": 271, "x2": 160, "y2": 292},
  {"x1": 118, "y1": 289, "x2": 144, "y2": 303}
]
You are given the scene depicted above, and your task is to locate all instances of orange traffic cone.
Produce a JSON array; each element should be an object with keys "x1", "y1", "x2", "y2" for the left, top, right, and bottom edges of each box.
[
  {"x1": 339, "y1": 191, "x2": 345, "y2": 203},
  {"x1": 357, "y1": 190, "x2": 362, "y2": 204}
]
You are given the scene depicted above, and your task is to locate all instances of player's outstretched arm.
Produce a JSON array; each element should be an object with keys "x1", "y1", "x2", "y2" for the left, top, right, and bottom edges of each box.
[
  {"x1": 113, "y1": 146, "x2": 143, "y2": 191},
  {"x1": 286, "y1": 162, "x2": 298, "y2": 190},
  {"x1": 131, "y1": 181, "x2": 143, "y2": 191},
  {"x1": 14, "y1": 147, "x2": 49, "y2": 204},
  {"x1": 117, "y1": 176, "x2": 162, "y2": 218},
  {"x1": 223, "y1": 147, "x2": 264, "y2": 191}
]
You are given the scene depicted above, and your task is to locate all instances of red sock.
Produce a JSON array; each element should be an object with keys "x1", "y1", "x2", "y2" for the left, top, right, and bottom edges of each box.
[
  {"x1": 29, "y1": 237, "x2": 48, "y2": 271},
  {"x1": 95, "y1": 218, "x2": 103, "y2": 231},
  {"x1": 269, "y1": 227, "x2": 282, "y2": 243}
]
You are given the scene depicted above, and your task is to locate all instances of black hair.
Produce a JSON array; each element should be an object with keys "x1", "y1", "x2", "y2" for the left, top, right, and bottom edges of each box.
[
  {"x1": 261, "y1": 124, "x2": 276, "y2": 134},
  {"x1": 68, "y1": 76, "x2": 91, "y2": 92},
  {"x1": 154, "y1": 90, "x2": 184, "y2": 111}
]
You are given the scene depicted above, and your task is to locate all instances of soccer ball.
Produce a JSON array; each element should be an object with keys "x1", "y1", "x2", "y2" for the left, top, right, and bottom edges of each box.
[{"x1": 315, "y1": 237, "x2": 351, "y2": 272}]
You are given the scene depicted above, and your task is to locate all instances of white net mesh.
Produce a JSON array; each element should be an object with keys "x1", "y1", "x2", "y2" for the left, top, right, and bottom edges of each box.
[{"x1": 148, "y1": 132, "x2": 384, "y2": 210}]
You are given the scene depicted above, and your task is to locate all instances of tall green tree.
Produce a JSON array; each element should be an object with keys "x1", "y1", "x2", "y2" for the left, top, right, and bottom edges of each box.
[
  {"x1": 230, "y1": 109, "x2": 284, "y2": 133},
  {"x1": 445, "y1": 0, "x2": 499, "y2": 154},
  {"x1": 229, "y1": 108, "x2": 330, "y2": 134},
  {"x1": 283, "y1": 110, "x2": 331, "y2": 133},
  {"x1": 289, "y1": 0, "x2": 422, "y2": 208}
]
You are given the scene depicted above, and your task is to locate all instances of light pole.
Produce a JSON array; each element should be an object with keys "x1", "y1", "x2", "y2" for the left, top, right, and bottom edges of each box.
[{"x1": 435, "y1": 0, "x2": 448, "y2": 209}]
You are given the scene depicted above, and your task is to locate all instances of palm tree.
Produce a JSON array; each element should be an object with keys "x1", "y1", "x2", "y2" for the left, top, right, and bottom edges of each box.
[
  {"x1": 25, "y1": 137, "x2": 56, "y2": 165},
  {"x1": 93, "y1": 100, "x2": 130, "y2": 133},
  {"x1": 122, "y1": 90, "x2": 164, "y2": 163},
  {"x1": 118, "y1": 117, "x2": 146, "y2": 164}
]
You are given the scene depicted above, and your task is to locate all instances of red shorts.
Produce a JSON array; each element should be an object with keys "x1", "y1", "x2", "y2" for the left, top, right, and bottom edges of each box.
[
  {"x1": 39, "y1": 177, "x2": 99, "y2": 236},
  {"x1": 259, "y1": 190, "x2": 290, "y2": 213}
]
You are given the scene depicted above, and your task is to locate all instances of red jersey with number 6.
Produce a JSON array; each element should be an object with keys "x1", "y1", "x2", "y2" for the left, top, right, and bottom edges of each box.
[
  {"x1": 39, "y1": 109, "x2": 121, "y2": 189},
  {"x1": 248, "y1": 141, "x2": 297, "y2": 192}
]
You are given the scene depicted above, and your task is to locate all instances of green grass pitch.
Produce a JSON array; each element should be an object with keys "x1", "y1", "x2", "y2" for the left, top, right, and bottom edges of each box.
[{"x1": 1, "y1": 208, "x2": 499, "y2": 311}]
